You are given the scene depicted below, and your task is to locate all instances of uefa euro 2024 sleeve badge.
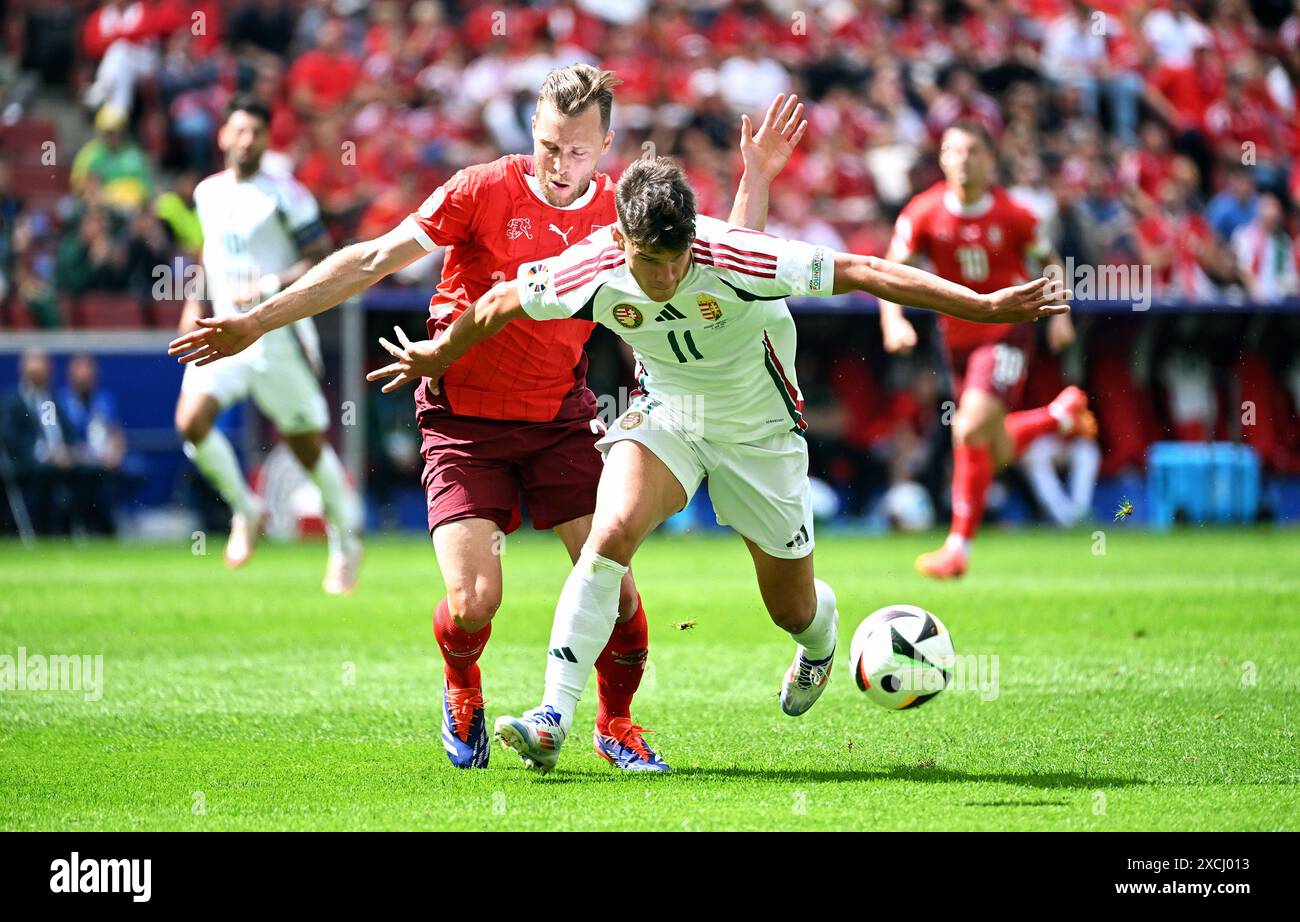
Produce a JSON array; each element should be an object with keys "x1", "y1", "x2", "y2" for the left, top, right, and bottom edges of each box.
[{"x1": 525, "y1": 263, "x2": 550, "y2": 294}]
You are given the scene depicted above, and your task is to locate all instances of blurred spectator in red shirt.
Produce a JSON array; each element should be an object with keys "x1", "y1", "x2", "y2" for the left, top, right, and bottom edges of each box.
[{"x1": 287, "y1": 16, "x2": 362, "y2": 117}]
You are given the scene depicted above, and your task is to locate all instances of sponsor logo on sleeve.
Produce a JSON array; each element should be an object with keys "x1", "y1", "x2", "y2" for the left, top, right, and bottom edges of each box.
[{"x1": 809, "y1": 247, "x2": 826, "y2": 291}]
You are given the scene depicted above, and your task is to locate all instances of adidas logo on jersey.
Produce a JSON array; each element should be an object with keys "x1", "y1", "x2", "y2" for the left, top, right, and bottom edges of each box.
[
  {"x1": 786, "y1": 524, "x2": 810, "y2": 549},
  {"x1": 654, "y1": 304, "x2": 687, "y2": 322}
]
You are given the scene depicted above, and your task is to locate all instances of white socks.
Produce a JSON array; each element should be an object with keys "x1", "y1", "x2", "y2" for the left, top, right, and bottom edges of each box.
[
  {"x1": 309, "y1": 444, "x2": 362, "y2": 555},
  {"x1": 943, "y1": 533, "x2": 970, "y2": 555},
  {"x1": 541, "y1": 548, "x2": 628, "y2": 732},
  {"x1": 791, "y1": 578, "x2": 838, "y2": 661},
  {"x1": 184, "y1": 430, "x2": 259, "y2": 518}
]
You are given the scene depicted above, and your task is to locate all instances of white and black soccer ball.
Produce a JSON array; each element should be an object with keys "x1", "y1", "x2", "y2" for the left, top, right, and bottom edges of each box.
[{"x1": 850, "y1": 605, "x2": 955, "y2": 709}]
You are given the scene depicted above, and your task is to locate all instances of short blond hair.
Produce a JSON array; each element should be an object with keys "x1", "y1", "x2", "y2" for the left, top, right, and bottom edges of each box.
[{"x1": 537, "y1": 64, "x2": 620, "y2": 133}]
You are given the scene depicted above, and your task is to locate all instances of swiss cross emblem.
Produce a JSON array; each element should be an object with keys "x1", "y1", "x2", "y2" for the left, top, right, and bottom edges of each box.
[
  {"x1": 506, "y1": 217, "x2": 533, "y2": 240},
  {"x1": 988, "y1": 224, "x2": 1003, "y2": 246}
]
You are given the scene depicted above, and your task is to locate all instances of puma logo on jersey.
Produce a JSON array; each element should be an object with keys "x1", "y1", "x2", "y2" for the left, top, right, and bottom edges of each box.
[
  {"x1": 547, "y1": 223, "x2": 573, "y2": 244},
  {"x1": 654, "y1": 304, "x2": 687, "y2": 322}
]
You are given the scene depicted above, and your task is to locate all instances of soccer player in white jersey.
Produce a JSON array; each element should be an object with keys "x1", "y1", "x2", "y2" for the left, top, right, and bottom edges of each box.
[
  {"x1": 368, "y1": 158, "x2": 1071, "y2": 772},
  {"x1": 174, "y1": 97, "x2": 363, "y2": 593}
]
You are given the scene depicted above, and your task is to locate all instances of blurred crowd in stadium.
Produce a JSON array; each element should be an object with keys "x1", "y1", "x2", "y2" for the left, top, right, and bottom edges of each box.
[{"x1": 2, "y1": 0, "x2": 1300, "y2": 536}]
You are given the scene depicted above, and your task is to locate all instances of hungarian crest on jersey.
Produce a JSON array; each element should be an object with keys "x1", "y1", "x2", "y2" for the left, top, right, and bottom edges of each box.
[
  {"x1": 613, "y1": 303, "x2": 644, "y2": 329},
  {"x1": 696, "y1": 294, "x2": 722, "y2": 321}
]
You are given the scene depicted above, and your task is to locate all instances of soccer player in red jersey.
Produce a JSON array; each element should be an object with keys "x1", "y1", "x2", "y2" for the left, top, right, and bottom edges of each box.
[
  {"x1": 878, "y1": 121, "x2": 1096, "y2": 579},
  {"x1": 169, "y1": 65, "x2": 807, "y2": 769}
]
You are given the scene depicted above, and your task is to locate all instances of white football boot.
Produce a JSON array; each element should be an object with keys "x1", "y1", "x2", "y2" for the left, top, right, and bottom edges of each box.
[
  {"x1": 224, "y1": 500, "x2": 267, "y2": 569},
  {"x1": 494, "y1": 705, "x2": 566, "y2": 775},
  {"x1": 780, "y1": 647, "x2": 834, "y2": 716}
]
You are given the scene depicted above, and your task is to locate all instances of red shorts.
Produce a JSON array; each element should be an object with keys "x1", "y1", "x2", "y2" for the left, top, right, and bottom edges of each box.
[
  {"x1": 947, "y1": 325, "x2": 1037, "y2": 408},
  {"x1": 418, "y1": 405, "x2": 604, "y2": 535}
]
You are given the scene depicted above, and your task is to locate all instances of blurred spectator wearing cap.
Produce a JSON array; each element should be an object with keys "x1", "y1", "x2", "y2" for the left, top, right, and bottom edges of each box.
[
  {"x1": 1232, "y1": 194, "x2": 1300, "y2": 302},
  {"x1": 70, "y1": 105, "x2": 156, "y2": 213}
]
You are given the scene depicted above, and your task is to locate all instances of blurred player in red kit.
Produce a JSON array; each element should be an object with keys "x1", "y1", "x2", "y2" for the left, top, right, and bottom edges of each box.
[
  {"x1": 169, "y1": 65, "x2": 807, "y2": 769},
  {"x1": 878, "y1": 121, "x2": 1095, "y2": 579}
]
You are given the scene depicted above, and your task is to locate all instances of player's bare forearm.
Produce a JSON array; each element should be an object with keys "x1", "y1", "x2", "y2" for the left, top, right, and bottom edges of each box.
[
  {"x1": 249, "y1": 229, "x2": 424, "y2": 334},
  {"x1": 366, "y1": 281, "x2": 526, "y2": 394},
  {"x1": 433, "y1": 282, "x2": 524, "y2": 366},
  {"x1": 728, "y1": 171, "x2": 772, "y2": 231},
  {"x1": 833, "y1": 252, "x2": 1071, "y2": 324}
]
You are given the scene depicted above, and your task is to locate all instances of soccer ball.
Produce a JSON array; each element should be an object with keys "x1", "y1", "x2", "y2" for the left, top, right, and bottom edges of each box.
[{"x1": 850, "y1": 605, "x2": 955, "y2": 709}]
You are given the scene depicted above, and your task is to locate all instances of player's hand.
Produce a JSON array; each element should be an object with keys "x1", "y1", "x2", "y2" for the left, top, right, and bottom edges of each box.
[
  {"x1": 881, "y1": 313, "x2": 918, "y2": 354},
  {"x1": 1046, "y1": 312, "x2": 1076, "y2": 353},
  {"x1": 980, "y1": 277, "x2": 1072, "y2": 324},
  {"x1": 740, "y1": 93, "x2": 808, "y2": 183},
  {"x1": 168, "y1": 313, "x2": 263, "y2": 365},
  {"x1": 366, "y1": 326, "x2": 450, "y2": 394}
]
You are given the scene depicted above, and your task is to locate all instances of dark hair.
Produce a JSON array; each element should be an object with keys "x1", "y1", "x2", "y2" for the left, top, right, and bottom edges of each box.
[
  {"x1": 945, "y1": 119, "x2": 995, "y2": 154},
  {"x1": 224, "y1": 95, "x2": 271, "y2": 128},
  {"x1": 615, "y1": 157, "x2": 696, "y2": 254}
]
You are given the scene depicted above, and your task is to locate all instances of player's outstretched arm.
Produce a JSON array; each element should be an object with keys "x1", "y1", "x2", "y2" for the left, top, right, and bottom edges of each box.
[
  {"x1": 729, "y1": 93, "x2": 808, "y2": 231},
  {"x1": 168, "y1": 223, "x2": 429, "y2": 366},
  {"x1": 832, "y1": 252, "x2": 1073, "y2": 325},
  {"x1": 365, "y1": 280, "x2": 526, "y2": 394}
]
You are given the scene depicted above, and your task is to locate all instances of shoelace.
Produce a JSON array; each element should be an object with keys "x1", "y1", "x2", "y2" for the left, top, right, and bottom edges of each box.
[
  {"x1": 606, "y1": 720, "x2": 656, "y2": 762},
  {"x1": 527, "y1": 706, "x2": 563, "y2": 728},
  {"x1": 794, "y1": 658, "x2": 830, "y2": 689},
  {"x1": 446, "y1": 688, "x2": 485, "y2": 741}
]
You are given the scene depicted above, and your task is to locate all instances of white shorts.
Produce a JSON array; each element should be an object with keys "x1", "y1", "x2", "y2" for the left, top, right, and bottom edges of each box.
[
  {"x1": 596, "y1": 404, "x2": 814, "y2": 559},
  {"x1": 180, "y1": 326, "x2": 329, "y2": 436}
]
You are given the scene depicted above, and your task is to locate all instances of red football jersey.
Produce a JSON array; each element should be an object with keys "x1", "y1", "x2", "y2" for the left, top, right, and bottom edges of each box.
[
  {"x1": 891, "y1": 181, "x2": 1048, "y2": 352},
  {"x1": 404, "y1": 154, "x2": 616, "y2": 422}
]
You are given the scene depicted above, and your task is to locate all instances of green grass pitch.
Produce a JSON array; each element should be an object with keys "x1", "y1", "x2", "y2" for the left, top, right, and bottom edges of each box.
[{"x1": 1, "y1": 527, "x2": 1297, "y2": 831}]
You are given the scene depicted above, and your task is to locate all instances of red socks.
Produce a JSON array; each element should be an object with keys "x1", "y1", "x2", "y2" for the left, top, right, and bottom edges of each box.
[
  {"x1": 432, "y1": 593, "x2": 650, "y2": 728},
  {"x1": 950, "y1": 443, "x2": 994, "y2": 540},
  {"x1": 595, "y1": 593, "x2": 649, "y2": 733},
  {"x1": 433, "y1": 597, "x2": 490, "y2": 690},
  {"x1": 1004, "y1": 406, "x2": 1060, "y2": 458}
]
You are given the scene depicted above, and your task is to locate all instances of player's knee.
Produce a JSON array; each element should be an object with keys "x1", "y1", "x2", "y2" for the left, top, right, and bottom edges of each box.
[
  {"x1": 446, "y1": 589, "x2": 499, "y2": 633},
  {"x1": 767, "y1": 596, "x2": 816, "y2": 634},
  {"x1": 587, "y1": 519, "x2": 638, "y2": 565},
  {"x1": 287, "y1": 435, "x2": 323, "y2": 469},
  {"x1": 175, "y1": 410, "x2": 210, "y2": 445},
  {"x1": 952, "y1": 410, "x2": 991, "y2": 447}
]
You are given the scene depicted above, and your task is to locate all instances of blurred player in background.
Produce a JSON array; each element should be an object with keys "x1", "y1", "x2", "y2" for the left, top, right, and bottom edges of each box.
[
  {"x1": 169, "y1": 66, "x2": 806, "y2": 772},
  {"x1": 173, "y1": 96, "x2": 363, "y2": 594},
  {"x1": 878, "y1": 121, "x2": 1096, "y2": 580},
  {"x1": 366, "y1": 158, "x2": 1071, "y2": 774}
]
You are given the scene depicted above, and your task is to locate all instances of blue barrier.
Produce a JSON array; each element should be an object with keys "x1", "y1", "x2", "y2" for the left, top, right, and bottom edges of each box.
[{"x1": 1147, "y1": 442, "x2": 1261, "y2": 530}]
